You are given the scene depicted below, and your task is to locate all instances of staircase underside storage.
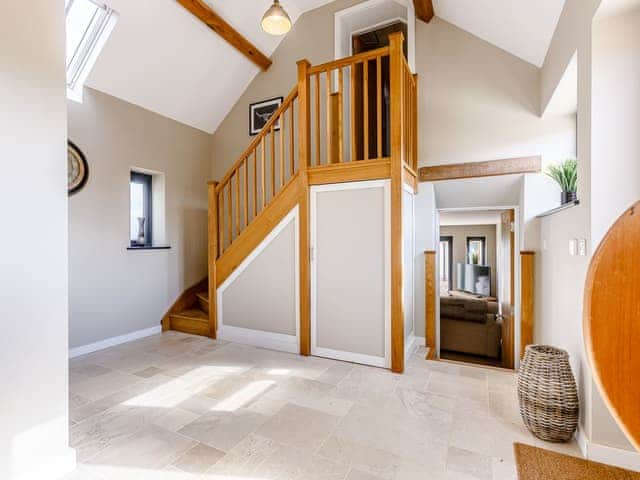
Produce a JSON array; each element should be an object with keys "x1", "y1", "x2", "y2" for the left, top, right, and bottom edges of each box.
[{"x1": 167, "y1": 32, "x2": 418, "y2": 373}]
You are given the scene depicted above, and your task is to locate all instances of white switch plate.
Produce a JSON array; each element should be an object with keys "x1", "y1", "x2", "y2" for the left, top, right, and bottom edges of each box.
[
  {"x1": 569, "y1": 239, "x2": 577, "y2": 256},
  {"x1": 578, "y1": 238, "x2": 587, "y2": 256}
]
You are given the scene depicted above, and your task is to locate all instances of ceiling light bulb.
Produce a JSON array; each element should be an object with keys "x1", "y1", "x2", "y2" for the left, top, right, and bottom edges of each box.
[{"x1": 261, "y1": 0, "x2": 291, "y2": 36}]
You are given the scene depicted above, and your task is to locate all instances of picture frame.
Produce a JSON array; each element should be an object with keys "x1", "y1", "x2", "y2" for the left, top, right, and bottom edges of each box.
[{"x1": 249, "y1": 96, "x2": 283, "y2": 136}]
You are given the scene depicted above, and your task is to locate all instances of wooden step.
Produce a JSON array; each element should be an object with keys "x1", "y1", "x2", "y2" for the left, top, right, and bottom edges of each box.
[
  {"x1": 195, "y1": 291, "x2": 209, "y2": 314},
  {"x1": 169, "y1": 308, "x2": 209, "y2": 337}
]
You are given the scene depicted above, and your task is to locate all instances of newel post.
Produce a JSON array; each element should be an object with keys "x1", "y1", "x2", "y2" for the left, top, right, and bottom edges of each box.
[
  {"x1": 389, "y1": 31, "x2": 405, "y2": 373},
  {"x1": 207, "y1": 181, "x2": 219, "y2": 339},
  {"x1": 297, "y1": 59, "x2": 312, "y2": 355}
]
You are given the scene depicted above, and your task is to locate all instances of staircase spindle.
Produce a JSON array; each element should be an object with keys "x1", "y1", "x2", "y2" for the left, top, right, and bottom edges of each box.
[
  {"x1": 338, "y1": 67, "x2": 344, "y2": 163},
  {"x1": 261, "y1": 138, "x2": 266, "y2": 210},
  {"x1": 226, "y1": 182, "x2": 232, "y2": 245},
  {"x1": 289, "y1": 104, "x2": 295, "y2": 176},
  {"x1": 315, "y1": 73, "x2": 320, "y2": 166},
  {"x1": 270, "y1": 125, "x2": 276, "y2": 199},
  {"x1": 252, "y1": 149, "x2": 257, "y2": 219},
  {"x1": 243, "y1": 158, "x2": 248, "y2": 228},
  {"x1": 218, "y1": 189, "x2": 224, "y2": 252},
  {"x1": 326, "y1": 70, "x2": 332, "y2": 164},
  {"x1": 377, "y1": 56, "x2": 382, "y2": 159},
  {"x1": 349, "y1": 64, "x2": 355, "y2": 162},
  {"x1": 363, "y1": 60, "x2": 369, "y2": 162},
  {"x1": 279, "y1": 115, "x2": 285, "y2": 187}
]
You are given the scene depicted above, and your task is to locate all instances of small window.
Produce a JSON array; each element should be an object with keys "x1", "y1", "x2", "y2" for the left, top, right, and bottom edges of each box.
[
  {"x1": 439, "y1": 236, "x2": 453, "y2": 293},
  {"x1": 65, "y1": 0, "x2": 118, "y2": 101},
  {"x1": 130, "y1": 172, "x2": 152, "y2": 247},
  {"x1": 466, "y1": 236, "x2": 486, "y2": 265}
]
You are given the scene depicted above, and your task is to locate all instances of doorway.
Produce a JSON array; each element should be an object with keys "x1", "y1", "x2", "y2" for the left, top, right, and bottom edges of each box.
[
  {"x1": 351, "y1": 21, "x2": 408, "y2": 160},
  {"x1": 437, "y1": 209, "x2": 516, "y2": 369}
]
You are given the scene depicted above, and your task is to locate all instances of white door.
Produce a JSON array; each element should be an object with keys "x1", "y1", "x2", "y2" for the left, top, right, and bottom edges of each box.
[{"x1": 310, "y1": 180, "x2": 390, "y2": 368}]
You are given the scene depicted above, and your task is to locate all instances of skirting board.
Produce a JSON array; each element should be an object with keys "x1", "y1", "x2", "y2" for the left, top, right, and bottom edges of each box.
[
  {"x1": 577, "y1": 427, "x2": 640, "y2": 472},
  {"x1": 69, "y1": 325, "x2": 162, "y2": 358},
  {"x1": 404, "y1": 334, "x2": 420, "y2": 362},
  {"x1": 218, "y1": 325, "x2": 298, "y2": 354}
]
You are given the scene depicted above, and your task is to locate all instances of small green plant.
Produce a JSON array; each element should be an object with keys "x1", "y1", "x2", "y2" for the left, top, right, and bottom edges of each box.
[
  {"x1": 470, "y1": 251, "x2": 479, "y2": 265},
  {"x1": 545, "y1": 158, "x2": 578, "y2": 193}
]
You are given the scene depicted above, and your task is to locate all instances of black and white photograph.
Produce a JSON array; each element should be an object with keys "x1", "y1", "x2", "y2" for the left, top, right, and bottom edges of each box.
[{"x1": 249, "y1": 96, "x2": 283, "y2": 135}]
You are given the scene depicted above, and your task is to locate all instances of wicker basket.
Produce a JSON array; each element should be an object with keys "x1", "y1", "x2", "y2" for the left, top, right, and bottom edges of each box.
[{"x1": 518, "y1": 345, "x2": 579, "y2": 442}]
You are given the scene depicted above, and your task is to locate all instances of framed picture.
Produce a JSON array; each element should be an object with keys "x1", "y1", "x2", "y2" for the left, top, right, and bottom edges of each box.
[
  {"x1": 249, "y1": 96, "x2": 283, "y2": 136},
  {"x1": 67, "y1": 140, "x2": 89, "y2": 196}
]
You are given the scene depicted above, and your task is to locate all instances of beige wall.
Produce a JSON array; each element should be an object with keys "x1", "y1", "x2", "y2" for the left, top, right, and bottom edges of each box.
[
  {"x1": 68, "y1": 88, "x2": 212, "y2": 348},
  {"x1": 0, "y1": 1, "x2": 75, "y2": 478},
  {"x1": 440, "y1": 225, "x2": 497, "y2": 298}
]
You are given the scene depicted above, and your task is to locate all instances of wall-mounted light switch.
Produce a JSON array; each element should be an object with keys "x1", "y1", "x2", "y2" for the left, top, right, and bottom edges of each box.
[
  {"x1": 578, "y1": 238, "x2": 587, "y2": 256},
  {"x1": 569, "y1": 238, "x2": 577, "y2": 256}
]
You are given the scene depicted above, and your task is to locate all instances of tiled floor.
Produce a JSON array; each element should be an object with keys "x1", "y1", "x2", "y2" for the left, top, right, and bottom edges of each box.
[{"x1": 65, "y1": 331, "x2": 581, "y2": 480}]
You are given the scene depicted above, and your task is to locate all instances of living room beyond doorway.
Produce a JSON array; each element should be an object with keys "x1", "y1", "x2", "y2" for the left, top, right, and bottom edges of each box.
[{"x1": 438, "y1": 209, "x2": 516, "y2": 369}]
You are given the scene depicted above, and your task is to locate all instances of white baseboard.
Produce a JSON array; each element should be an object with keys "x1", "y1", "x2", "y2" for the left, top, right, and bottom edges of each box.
[
  {"x1": 576, "y1": 427, "x2": 640, "y2": 472},
  {"x1": 312, "y1": 345, "x2": 388, "y2": 368},
  {"x1": 404, "y1": 334, "x2": 419, "y2": 362},
  {"x1": 69, "y1": 325, "x2": 162, "y2": 358},
  {"x1": 218, "y1": 325, "x2": 299, "y2": 354},
  {"x1": 16, "y1": 447, "x2": 76, "y2": 480}
]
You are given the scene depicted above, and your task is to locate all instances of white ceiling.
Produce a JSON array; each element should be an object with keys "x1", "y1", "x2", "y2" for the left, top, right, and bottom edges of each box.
[
  {"x1": 86, "y1": 0, "x2": 331, "y2": 133},
  {"x1": 433, "y1": 0, "x2": 566, "y2": 67},
  {"x1": 85, "y1": 0, "x2": 567, "y2": 134},
  {"x1": 439, "y1": 210, "x2": 503, "y2": 226},
  {"x1": 434, "y1": 174, "x2": 523, "y2": 210}
]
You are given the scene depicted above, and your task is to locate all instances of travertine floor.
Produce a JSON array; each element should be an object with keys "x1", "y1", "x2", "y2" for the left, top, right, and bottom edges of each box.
[{"x1": 65, "y1": 331, "x2": 581, "y2": 480}]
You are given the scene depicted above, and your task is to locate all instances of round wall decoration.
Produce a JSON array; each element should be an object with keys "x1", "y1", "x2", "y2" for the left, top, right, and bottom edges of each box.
[{"x1": 67, "y1": 140, "x2": 88, "y2": 195}]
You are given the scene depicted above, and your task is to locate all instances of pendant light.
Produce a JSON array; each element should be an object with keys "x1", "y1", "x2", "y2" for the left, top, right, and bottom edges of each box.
[{"x1": 261, "y1": 0, "x2": 291, "y2": 36}]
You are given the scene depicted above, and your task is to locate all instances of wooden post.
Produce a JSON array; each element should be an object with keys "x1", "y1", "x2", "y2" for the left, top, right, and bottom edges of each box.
[
  {"x1": 520, "y1": 251, "x2": 535, "y2": 358},
  {"x1": 207, "y1": 181, "x2": 219, "y2": 339},
  {"x1": 424, "y1": 250, "x2": 436, "y2": 359},
  {"x1": 389, "y1": 31, "x2": 405, "y2": 373},
  {"x1": 297, "y1": 59, "x2": 311, "y2": 356}
]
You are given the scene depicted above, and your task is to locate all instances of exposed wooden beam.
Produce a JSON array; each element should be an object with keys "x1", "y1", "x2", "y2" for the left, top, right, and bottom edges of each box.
[
  {"x1": 419, "y1": 156, "x2": 542, "y2": 182},
  {"x1": 176, "y1": 0, "x2": 272, "y2": 71},
  {"x1": 414, "y1": 0, "x2": 434, "y2": 23}
]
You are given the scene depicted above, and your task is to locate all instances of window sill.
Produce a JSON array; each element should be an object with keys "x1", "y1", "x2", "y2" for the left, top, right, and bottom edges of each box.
[
  {"x1": 537, "y1": 199, "x2": 580, "y2": 218},
  {"x1": 127, "y1": 245, "x2": 171, "y2": 251}
]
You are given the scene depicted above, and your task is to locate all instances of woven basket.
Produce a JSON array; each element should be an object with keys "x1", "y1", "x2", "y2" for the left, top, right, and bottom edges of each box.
[{"x1": 518, "y1": 345, "x2": 579, "y2": 442}]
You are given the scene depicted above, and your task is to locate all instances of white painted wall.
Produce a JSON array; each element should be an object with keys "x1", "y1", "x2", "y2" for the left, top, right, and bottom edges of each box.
[
  {"x1": 0, "y1": 1, "x2": 75, "y2": 478},
  {"x1": 589, "y1": 5, "x2": 640, "y2": 451},
  {"x1": 67, "y1": 88, "x2": 212, "y2": 350},
  {"x1": 413, "y1": 183, "x2": 437, "y2": 339},
  {"x1": 403, "y1": 188, "x2": 415, "y2": 342}
]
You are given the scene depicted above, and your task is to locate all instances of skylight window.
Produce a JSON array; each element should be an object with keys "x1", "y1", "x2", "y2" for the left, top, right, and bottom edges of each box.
[{"x1": 65, "y1": 0, "x2": 117, "y2": 102}]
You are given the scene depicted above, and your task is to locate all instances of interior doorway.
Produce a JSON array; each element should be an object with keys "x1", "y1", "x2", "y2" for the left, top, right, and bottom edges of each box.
[
  {"x1": 347, "y1": 21, "x2": 407, "y2": 161},
  {"x1": 437, "y1": 209, "x2": 516, "y2": 369}
]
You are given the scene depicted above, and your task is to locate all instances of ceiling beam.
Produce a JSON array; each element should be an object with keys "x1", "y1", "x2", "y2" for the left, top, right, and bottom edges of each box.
[
  {"x1": 176, "y1": 0, "x2": 272, "y2": 71},
  {"x1": 414, "y1": 0, "x2": 434, "y2": 23},
  {"x1": 419, "y1": 156, "x2": 542, "y2": 182}
]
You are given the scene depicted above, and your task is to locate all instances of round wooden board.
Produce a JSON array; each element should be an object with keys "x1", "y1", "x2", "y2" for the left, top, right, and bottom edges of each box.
[{"x1": 584, "y1": 201, "x2": 640, "y2": 451}]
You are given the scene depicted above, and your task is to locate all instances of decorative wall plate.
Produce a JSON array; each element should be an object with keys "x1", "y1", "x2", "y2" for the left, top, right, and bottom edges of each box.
[{"x1": 68, "y1": 140, "x2": 88, "y2": 195}]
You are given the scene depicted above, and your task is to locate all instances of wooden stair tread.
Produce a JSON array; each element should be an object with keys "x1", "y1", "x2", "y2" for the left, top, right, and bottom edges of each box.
[
  {"x1": 196, "y1": 292, "x2": 209, "y2": 302},
  {"x1": 170, "y1": 308, "x2": 208, "y2": 321}
]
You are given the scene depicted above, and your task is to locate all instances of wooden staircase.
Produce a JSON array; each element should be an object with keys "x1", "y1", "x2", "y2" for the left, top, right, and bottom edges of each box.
[
  {"x1": 161, "y1": 279, "x2": 213, "y2": 336},
  {"x1": 166, "y1": 32, "x2": 418, "y2": 372}
]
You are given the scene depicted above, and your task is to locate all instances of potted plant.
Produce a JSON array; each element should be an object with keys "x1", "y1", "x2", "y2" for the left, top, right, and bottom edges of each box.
[{"x1": 545, "y1": 158, "x2": 577, "y2": 204}]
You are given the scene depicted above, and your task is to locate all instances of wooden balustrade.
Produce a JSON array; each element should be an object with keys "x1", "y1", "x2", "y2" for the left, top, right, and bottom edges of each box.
[
  {"x1": 211, "y1": 34, "x2": 416, "y2": 265},
  {"x1": 307, "y1": 46, "x2": 391, "y2": 166},
  {"x1": 215, "y1": 87, "x2": 299, "y2": 255}
]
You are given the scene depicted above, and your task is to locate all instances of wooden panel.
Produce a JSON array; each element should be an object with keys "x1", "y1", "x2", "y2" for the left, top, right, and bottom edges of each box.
[
  {"x1": 308, "y1": 159, "x2": 391, "y2": 185},
  {"x1": 389, "y1": 31, "x2": 405, "y2": 373},
  {"x1": 584, "y1": 201, "x2": 640, "y2": 451},
  {"x1": 520, "y1": 251, "x2": 535, "y2": 359},
  {"x1": 419, "y1": 156, "x2": 542, "y2": 182},
  {"x1": 297, "y1": 59, "x2": 311, "y2": 356},
  {"x1": 216, "y1": 174, "x2": 303, "y2": 287},
  {"x1": 207, "y1": 181, "x2": 218, "y2": 337},
  {"x1": 176, "y1": 0, "x2": 272, "y2": 71},
  {"x1": 170, "y1": 310, "x2": 210, "y2": 336},
  {"x1": 424, "y1": 251, "x2": 436, "y2": 359},
  {"x1": 403, "y1": 163, "x2": 418, "y2": 193},
  {"x1": 414, "y1": 0, "x2": 434, "y2": 23}
]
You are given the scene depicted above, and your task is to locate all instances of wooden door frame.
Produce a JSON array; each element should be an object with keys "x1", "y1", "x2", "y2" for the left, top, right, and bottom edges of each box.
[{"x1": 431, "y1": 206, "x2": 523, "y2": 369}]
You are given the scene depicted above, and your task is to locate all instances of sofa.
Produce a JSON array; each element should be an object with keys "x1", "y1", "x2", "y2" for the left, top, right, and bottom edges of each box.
[{"x1": 440, "y1": 295, "x2": 502, "y2": 358}]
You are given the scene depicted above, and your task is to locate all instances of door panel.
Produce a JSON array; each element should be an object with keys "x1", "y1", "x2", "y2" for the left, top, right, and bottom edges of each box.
[{"x1": 311, "y1": 180, "x2": 390, "y2": 367}]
